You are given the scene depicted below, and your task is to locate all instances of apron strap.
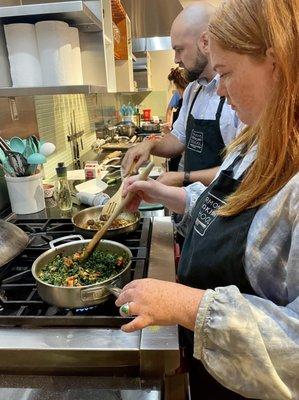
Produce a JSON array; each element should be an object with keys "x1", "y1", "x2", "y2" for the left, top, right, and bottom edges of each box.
[
  {"x1": 215, "y1": 96, "x2": 226, "y2": 121},
  {"x1": 225, "y1": 152, "x2": 251, "y2": 181},
  {"x1": 188, "y1": 85, "x2": 202, "y2": 116}
]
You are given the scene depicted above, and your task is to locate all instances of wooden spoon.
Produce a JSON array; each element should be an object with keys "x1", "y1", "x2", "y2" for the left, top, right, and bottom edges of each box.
[{"x1": 80, "y1": 161, "x2": 154, "y2": 262}]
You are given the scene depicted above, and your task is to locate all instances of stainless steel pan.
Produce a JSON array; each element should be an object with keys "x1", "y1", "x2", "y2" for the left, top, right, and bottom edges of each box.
[
  {"x1": 31, "y1": 235, "x2": 132, "y2": 308},
  {"x1": 0, "y1": 219, "x2": 30, "y2": 267},
  {"x1": 72, "y1": 206, "x2": 140, "y2": 239}
]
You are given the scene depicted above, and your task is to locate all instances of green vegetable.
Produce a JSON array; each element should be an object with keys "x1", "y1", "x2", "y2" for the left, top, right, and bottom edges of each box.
[{"x1": 38, "y1": 249, "x2": 128, "y2": 287}]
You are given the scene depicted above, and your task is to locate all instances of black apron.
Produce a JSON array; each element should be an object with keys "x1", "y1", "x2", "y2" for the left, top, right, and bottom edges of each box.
[
  {"x1": 178, "y1": 155, "x2": 259, "y2": 399},
  {"x1": 169, "y1": 97, "x2": 183, "y2": 172},
  {"x1": 184, "y1": 86, "x2": 226, "y2": 172}
]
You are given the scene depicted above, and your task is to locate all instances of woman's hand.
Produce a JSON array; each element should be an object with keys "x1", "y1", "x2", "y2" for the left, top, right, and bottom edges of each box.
[
  {"x1": 122, "y1": 176, "x2": 167, "y2": 212},
  {"x1": 115, "y1": 278, "x2": 204, "y2": 333}
]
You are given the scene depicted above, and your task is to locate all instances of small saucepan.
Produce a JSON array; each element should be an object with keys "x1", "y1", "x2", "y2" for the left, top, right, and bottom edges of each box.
[
  {"x1": 31, "y1": 235, "x2": 132, "y2": 308},
  {"x1": 72, "y1": 206, "x2": 140, "y2": 239}
]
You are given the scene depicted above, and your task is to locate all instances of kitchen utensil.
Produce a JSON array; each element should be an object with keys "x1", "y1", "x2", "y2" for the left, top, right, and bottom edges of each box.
[
  {"x1": 39, "y1": 142, "x2": 56, "y2": 157},
  {"x1": 27, "y1": 152, "x2": 47, "y2": 165},
  {"x1": 28, "y1": 135, "x2": 39, "y2": 153},
  {"x1": 31, "y1": 236, "x2": 132, "y2": 308},
  {"x1": 80, "y1": 161, "x2": 154, "y2": 262},
  {"x1": 100, "y1": 159, "x2": 137, "y2": 219},
  {"x1": 9, "y1": 137, "x2": 25, "y2": 154},
  {"x1": 0, "y1": 219, "x2": 30, "y2": 267},
  {"x1": 0, "y1": 148, "x2": 16, "y2": 176},
  {"x1": 72, "y1": 206, "x2": 140, "y2": 238},
  {"x1": 23, "y1": 138, "x2": 35, "y2": 159},
  {"x1": 0, "y1": 137, "x2": 28, "y2": 176}
]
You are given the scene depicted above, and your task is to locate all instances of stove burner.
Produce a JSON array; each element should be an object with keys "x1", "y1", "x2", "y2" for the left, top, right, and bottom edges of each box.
[
  {"x1": 0, "y1": 217, "x2": 152, "y2": 327},
  {"x1": 29, "y1": 234, "x2": 54, "y2": 247}
]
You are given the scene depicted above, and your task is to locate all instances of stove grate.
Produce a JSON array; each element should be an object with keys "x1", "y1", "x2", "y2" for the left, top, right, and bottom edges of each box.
[{"x1": 0, "y1": 218, "x2": 152, "y2": 327}]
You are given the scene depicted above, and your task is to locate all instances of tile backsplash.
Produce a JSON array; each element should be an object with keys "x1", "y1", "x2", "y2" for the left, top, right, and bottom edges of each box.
[
  {"x1": 35, "y1": 93, "x2": 97, "y2": 179},
  {"x1": 0, "y1": 88, "x2": 168, "y2": 211}
]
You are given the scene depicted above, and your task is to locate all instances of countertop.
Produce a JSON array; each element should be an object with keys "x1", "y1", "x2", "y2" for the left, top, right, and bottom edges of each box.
[{"x1": 0, "y1": 375, "x2": 161, "y2": 400}]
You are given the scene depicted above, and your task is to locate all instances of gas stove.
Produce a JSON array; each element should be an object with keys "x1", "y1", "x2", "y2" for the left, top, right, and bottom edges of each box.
[
  {"x1": 0, "y1": 216, "x2": 180, "y2": 387},
  {"x1": 0, "y1": 218, "x2": 151, "y2": 327}
]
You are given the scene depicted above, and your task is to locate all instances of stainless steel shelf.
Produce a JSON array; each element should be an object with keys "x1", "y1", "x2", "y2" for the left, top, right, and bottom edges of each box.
[
  {"x1": 0, "y1": 1, "x2": 103, "y2": 32},
  {"x1": 0, "y1": 85, "x2": 107, "y2": 97}
]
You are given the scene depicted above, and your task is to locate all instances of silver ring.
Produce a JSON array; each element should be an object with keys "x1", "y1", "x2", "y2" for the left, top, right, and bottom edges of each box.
[{"x1": 119, "y1": 302, "x2": 131, "y2": 317}]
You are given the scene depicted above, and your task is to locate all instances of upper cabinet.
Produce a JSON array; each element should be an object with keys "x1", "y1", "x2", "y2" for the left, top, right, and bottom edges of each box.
[{"x1": 112, "y1": 0, "x2": 135, "y2": 92}]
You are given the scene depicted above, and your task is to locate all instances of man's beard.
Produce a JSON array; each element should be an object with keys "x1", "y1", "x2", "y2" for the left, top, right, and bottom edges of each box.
[{"x1": 186, "y1": 49, "x2": 208, "y2": 82}]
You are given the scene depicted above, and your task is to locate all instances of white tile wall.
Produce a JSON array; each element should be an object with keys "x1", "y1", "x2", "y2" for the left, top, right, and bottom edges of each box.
[{"x1": 35, "y1": 94, "x2": 96, "y2": 179}]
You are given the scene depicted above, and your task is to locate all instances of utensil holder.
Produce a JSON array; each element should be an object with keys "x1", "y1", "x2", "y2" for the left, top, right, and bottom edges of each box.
[{"x1": 5, "y1": 172, "x2": 45, "y2": 214}]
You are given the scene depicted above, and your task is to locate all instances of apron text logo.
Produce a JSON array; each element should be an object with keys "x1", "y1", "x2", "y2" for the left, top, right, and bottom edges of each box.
[
  {"x1": 194, "y1": 193, "x2": 225, "y2": 236},
  {"x1": 187, "y1": 129, "x2": 204, "y2": 154}
]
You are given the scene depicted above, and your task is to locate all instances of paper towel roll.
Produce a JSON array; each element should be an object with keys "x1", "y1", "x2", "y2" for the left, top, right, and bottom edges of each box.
[
  {"x1": 68, "y1": 27, "x2": 83, "y2": 85},
  {"x1": 4, "y1": 23, "x2": 42, "y2": 87},
  {"x1": 0, "y1": 24, "x2": 12, "y2": 87},
  {"x1": 36, "y1": 20, "x2": 73, "y2": 86}
]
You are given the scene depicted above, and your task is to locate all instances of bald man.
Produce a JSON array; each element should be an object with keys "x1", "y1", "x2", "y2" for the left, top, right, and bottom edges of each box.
[{"x1": 122, "y1": 3, "x2": 240, "y2": 187}]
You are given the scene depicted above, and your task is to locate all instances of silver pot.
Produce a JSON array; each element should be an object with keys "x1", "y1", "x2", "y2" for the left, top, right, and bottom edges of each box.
[
  {"x1": 0, "y1": 219, "x2": 29, "y2": 267},
  {"x1": 116, "y1": 122, "x2": 137, "y2": 138},
  {"x1": 31, "y1": 235, "x2": 132, "y2": 308}
]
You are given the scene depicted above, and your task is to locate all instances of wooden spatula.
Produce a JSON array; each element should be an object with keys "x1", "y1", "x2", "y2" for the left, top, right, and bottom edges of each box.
[
  {"x1": 80, "y1": 161, "x2": 154, "y2": 262},
  {"x1": 100, "y1": 160, "x2": 137, "y2": 220}
]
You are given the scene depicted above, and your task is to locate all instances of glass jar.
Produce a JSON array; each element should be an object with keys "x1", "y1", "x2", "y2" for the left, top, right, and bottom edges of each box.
[{"x1": 54, "y1": 162, "x2": 72, "y2": 211}]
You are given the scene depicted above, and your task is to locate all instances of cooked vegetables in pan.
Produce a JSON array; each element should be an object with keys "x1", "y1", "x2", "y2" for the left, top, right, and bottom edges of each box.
[
  {"x1": 83, "y1": 218, "x2": 130, "y2": 230},
  {"x1": 38, "y1": 249, "x2": 128, "y2": 287}
]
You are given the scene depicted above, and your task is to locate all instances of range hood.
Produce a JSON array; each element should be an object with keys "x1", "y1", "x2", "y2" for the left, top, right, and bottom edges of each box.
[{"x1": 121, "y1": 0, "x2": 183, "y2": 51}]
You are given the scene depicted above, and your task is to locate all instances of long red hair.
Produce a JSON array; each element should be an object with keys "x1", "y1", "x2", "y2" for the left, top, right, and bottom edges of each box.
[{"x1": 209, "y1": 0, "x2": 299, "y2": 216}]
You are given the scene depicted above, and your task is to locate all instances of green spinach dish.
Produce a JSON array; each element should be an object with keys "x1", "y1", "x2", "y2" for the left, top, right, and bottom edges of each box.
[{"x1": 38, "y1": 250, "x2": 128, "y2": 287}]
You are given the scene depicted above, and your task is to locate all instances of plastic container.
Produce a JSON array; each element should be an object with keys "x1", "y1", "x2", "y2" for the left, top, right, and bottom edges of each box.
[
  {"x1": 5, "y1": 172, "x2": 45, "y2": 214},
  {"x1": 143, "y1": 109, "x2": 151, "y2": 121}
]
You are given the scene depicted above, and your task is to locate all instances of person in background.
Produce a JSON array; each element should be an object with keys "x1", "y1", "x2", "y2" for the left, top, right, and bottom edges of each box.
[
  {"x1": 122, "y1": 2, "x2": 240, "y2": 189},
  {"x1": 118, "y1": 0, "x2": 299, "y2": 398},
  {"x1": 165, "y1": 90, "x2": 181, "y2": 128},
  {"x1": 166, "y1": 67, "x2": 189, "y2": 171}
]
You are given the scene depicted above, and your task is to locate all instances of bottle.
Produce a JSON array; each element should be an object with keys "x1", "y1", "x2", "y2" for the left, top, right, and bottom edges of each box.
[{"x1": 54, "y1": 162, "x2": 72, "y2": 211}]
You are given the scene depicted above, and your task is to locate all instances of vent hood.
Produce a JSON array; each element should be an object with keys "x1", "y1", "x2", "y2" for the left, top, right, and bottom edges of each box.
[{"x1": 121, "y1": 0, "x2": 183, "y2": 51}]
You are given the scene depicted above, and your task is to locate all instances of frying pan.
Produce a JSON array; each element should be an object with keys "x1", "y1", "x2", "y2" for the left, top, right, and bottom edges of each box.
[
  {"x1": 0, "y1": 219, "x2": 30, "y2": 267},
  {"x1": 31, "y1": 235, "x2": 132, "y2": 308},
  {"x1": 71, "y1": 205, "x2": 140, "y2": 238}
]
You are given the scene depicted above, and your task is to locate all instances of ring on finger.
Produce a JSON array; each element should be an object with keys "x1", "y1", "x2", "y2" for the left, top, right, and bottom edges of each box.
[{"x1": 120, "y1": 302, "x2": 131, "y2": 317}]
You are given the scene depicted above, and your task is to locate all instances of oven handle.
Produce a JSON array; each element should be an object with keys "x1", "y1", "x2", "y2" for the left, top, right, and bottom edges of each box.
[{"x1": 49, "y1": 235, "x2": 84, "y2": 248}]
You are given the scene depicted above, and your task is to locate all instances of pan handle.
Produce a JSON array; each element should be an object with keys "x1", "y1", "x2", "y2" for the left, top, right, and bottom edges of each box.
[
  {"x1": 80, "y1": 285, "x2": 122, "y2": 303},
  {"x1": 107, "y1": 286, "x2": 122, "y2": 297},
  {"x1": 49, "y1": 234, "x2": 84, "y2": 249}
]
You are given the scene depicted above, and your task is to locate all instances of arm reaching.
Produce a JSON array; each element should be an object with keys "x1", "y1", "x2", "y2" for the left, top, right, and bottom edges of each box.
[
  {"x1": 122, "y1": 134, "x2": 185, "y2": 176},
  {"x1": 123, "y1": 175, "x2": 187, "y2": 214},
  {"x1": 157, "y1": 166, "x2": 220, "y2": 187}
]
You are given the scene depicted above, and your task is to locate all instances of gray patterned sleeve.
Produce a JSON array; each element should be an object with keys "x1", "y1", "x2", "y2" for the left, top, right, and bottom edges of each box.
[
  {"x1": 173, "y1": 182, "x2": 207, "y2": 236},
  {"x1": 192, "y1": 173, "x2": 299, "y2": 399}
]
